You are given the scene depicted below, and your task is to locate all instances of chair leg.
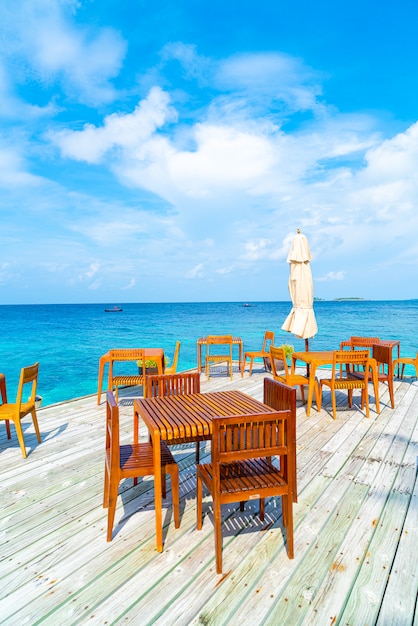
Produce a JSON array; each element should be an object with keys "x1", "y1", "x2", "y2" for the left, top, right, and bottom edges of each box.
[
  {"x1": 241, "y1": 356, "x2": 247, "y2": 377},
  {"x1": 364, "y1": 386, "x2": 370, "y2": 418},
  {"x1": 170, "y1": 465, "x2": 180, "y2": 529},
  {"x1": 317, "y1": 383, "x2": 323, "y2": 411},
  {"x1": 14, "y1": 419, "x2": 27, "y2": 458},
  {"x1": 331, "y1": 391, "x2": 337, "y2": 420},
  {"x1": 106, "y1": 478, "x2": 120, "y2": 541},
  {"x1": 299, "y1": 385, "x2": 305, "y2": 403},
  {"x1": 259, "y1": 498, "x2": 265, "y2": 521},
  {"x1": 162, "y1": 470, "x2": 167, "y2": 499},
  {"x1": 5, "y1": 420, "x2": 11, "y2": 439},
  {"x1": 103, "y1": 463, "x2": 109, "y2": 508},
  {"x1": 214, "y1": 499, "x2": 223, "y2": 574},
  {"x1": 196, "y1": 472, "x2": 203, "y2": 530},
  {"x1": 31, "y1": 409, "x2": 42, "y2": 443},
  {"x1": 282, "y1": 494, "x2": 294, "y2": 559},
  {"x1": 388, "y1": 378, "x2": 395, "y2": 409}
]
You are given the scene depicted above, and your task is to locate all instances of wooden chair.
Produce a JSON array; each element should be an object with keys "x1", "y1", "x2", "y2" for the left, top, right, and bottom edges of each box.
[
  {"x1": 146, "y1": 372, "x2": 206, "y2": 463},
  {"x1": 269, "y1": 345, "x2": 318, "y2": 406},
  {"x1": 340, "y1": 336, "x2": 380, "y2": 350},
  {"x1": 317, "y1": 350, "x2": 377, "y2": 419},
  {"x1": 196, "y1": 409, "x2": 295, "y2": 574},
  {"x1": 205, "y1": 335, "x2": 233, "y2": 380},
  {"x1": 0, "y1": 363, "x2": 41, "y2": 458},
  {"x1": 263, "y1": 378, "x2": 297, "y2": 502},
  {"x1": 241, "y1": 330, "x2": 275, "y2": 376},
  {"x1": 393, "y1": 352, "x2": 418, "y2": 380},
  {"x1": 350, "y1": 343, "x2": 395, "y2": 410},
  {"x1": 103, "y1": 391, "x2": 180, "y2": 542},
  {"x1": 108, "y1": 349, "x2": 147, "y2": 401},
  {"x1": 164, "y1": 341, "x2": 181, "y2": 375}
]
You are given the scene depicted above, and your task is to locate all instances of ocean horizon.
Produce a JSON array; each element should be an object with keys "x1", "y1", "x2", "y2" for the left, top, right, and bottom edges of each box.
[{"x1": 1, "y1": 300, "x2": 417, "y2": 407}]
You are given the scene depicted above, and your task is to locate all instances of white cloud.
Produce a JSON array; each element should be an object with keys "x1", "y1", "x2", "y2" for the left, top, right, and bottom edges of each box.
[
  {"x1": 186, "y1": 263, "x2": 204, "y2": 279},
  {"x1": 0, "y1": 143, "x2": 42, "y2": 186},
  {"x1": 121, "y1": 278, "x2": 136, "y2": 290},
  {"x1": 51, "y1": 87, "x2": 177, "y2": 163},
  {"x1": 317, "y1": 271, "x2": 345, "y2": 282},
  {"x1": 0, "y1": 0, "x2": 126, "y2": 106},
  {"x1": 214, "y1": 52, "x2": 323, "y2": 114}
]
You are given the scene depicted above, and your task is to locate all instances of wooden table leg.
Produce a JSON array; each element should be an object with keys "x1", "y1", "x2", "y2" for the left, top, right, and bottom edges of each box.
[
  {"x1": 97, "y1": 357, "x2": 106, "y2": 405},
  {"x1": 238, "y1": 341, "x2": 243, "y2": 372},
  {"x1": 197, "y1": 343, "x2": 202, "y2": 374},
  {"x1": 151, "y1": 428, "x2": 163, "y2": 552},
  {"x1": 306, "y1": 365, "x2": 317, "y2": 417}
]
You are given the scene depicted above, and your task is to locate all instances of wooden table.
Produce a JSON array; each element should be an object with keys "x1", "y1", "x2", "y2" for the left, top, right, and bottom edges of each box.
[
  {"x1": 134, "y1": 390, "x2": 278, "y2": 552},
  {"x1": 196, "y1": 337, "x2": 243, "y2": 373},
  {"x1": 340, "y1": 338, "x2": 401, "y2": 377},
  {"x1": 293, "y1": 350, "x2": 381, "y2": 417},
  {"x1": 340, "y1": 338, "x2": 400, "y2": 358},
  {"x1": 97, "y1": 348, "x2": 165, "y2": 405}
]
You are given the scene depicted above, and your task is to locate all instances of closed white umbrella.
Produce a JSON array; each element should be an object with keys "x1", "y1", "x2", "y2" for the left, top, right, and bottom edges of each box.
[{"x1": 282, "y1": 229, "x2": 317, "y2": 351}]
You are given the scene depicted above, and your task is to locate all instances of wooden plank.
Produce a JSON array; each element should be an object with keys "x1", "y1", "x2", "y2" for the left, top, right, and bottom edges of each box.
[{"x1": 375, "y1": 438, "x2": 418, "y2": 625}]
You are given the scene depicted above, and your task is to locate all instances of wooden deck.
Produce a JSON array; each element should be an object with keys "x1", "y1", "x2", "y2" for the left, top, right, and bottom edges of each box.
[{"x1": 1, "y1": 364, "x2": 417, "y2": 625}]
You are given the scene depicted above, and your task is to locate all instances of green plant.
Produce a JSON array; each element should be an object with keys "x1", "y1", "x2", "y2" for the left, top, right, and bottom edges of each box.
[
  {"x1": 136, "y1": 356, "x2": 170, "y2": 369},
  {"x1": 278, "y1": 344, "x2": 294, "y2": 361}
]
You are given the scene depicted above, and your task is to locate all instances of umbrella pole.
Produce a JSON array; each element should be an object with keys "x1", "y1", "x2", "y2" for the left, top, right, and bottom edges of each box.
[{"x1": 305, "y1": 338, "x2": 310, "y2": 377}]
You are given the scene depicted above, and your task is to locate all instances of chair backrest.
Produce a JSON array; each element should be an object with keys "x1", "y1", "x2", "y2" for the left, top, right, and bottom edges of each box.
[
  {"x1": 147, "y1": 372, "x2": 200, "y2": 398},
  {"x1": 106, "y1": 390, "x2": 120, "y2": 470},
  {"x1": 206, "y1": 335, "x2": 233, "y2": 356},
  {"x1": 262, "y1": 331, "x2": 275, "y2": 352},
  {"x1": 108, "y1": 348, "x2": 145, "y2": 362},
  {"x1": 211, "y1": 411, "x2": 294, "y2": 492},
  {"x1": 350, "y1": 336, "x2": 380, "y2": 349},
  {"x1": 165, "y1": 341, "x2": 181, "y2": 374},
  {"x1": 17, "y1": 363, "x2": 39, "y2": 408},
  {"x1": 269, "y1": 346, "x2": 290, "y2": 378},
  {"x1": 108, "y1": 349, "x2": 146, "y2": 382},
  {"x1": 332, "y1": 350, "x2": 370, "y2": 381},
  {"x1": 263, "y1": 377, "x2": 296, "y2": 413}
]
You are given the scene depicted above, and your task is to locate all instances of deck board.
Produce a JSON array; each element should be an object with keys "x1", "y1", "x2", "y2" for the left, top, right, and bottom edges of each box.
[{"x1": 0, "y1": 366, "x2": 417, "y2": 625}]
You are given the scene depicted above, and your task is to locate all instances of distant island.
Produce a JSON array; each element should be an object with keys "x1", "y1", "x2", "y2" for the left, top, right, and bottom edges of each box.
[{"x1": 333, "y1": 297, "x2": 366, "y2": 301}]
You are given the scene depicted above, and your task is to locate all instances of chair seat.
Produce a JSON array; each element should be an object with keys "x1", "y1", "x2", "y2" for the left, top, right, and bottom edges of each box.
[
  {"x1": 393, "y1": 356, "x2": 418, "y2": 379},
  {"x1": 321, "y1": 376, "x2": 368, "y2": 390},
  {"x1": 112, "y1": 375, "x2": 144, "y2": 386},
  {"x1": 118, "y1": 441, "x2": 176, "y2": 474},
  {"x1": 199, "y1": 459, "x2": 287, "y2": 496},
  {"x1": 275, "y1": 373, "x2": 308, "y2": 387}
]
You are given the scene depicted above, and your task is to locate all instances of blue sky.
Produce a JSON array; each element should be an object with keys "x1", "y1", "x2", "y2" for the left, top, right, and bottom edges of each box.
[{"x1": 1, "y1": 0, "x2": 417, "y2": 304}]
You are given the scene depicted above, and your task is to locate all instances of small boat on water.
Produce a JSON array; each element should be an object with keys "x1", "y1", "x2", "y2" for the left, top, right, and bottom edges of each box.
[{"x1": 104, "y1": 306, "x2": 123, "y2": 312}]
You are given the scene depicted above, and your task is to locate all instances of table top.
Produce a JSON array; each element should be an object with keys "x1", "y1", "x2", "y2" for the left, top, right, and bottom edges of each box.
[
  {"x1": 134, "y1": 390, "x2": 275, "y2": 442},
  {"x1": 292, "y1": 350, "x2": 335, "y2": 365},
  {"x1": 340, "y1": 339, "x2": 400, "y2": 348},
  {"x1": 100, "y1": 347, "x2": 164, "y2": 362},
  {"x1": 197, "y1": 337, "x2": 242, "y2": 344}
]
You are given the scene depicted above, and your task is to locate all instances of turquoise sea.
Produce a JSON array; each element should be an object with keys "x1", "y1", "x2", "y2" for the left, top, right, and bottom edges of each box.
[{"x1": 0, "y1": 300, "x2": 417, "y2": 407}]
